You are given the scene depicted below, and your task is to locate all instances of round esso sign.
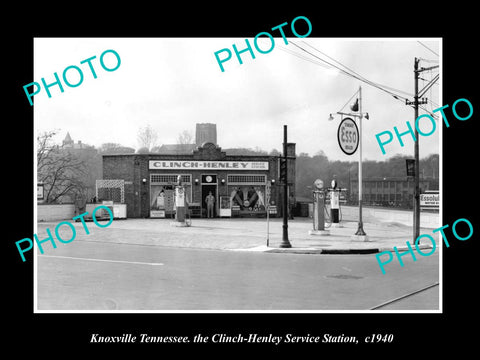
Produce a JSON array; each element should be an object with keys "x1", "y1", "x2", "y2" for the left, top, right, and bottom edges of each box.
[{"x1": 337, "y1": 117, "x2": 359, "y2": 155}]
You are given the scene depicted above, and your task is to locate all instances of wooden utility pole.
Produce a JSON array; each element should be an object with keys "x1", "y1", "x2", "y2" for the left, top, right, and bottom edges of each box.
[
  {"x1": 406, "y1": 58, "x2": 436, "y2": 243},
  {"x1": 414, "y1": 58, "x2": 421, "y2": 243}
]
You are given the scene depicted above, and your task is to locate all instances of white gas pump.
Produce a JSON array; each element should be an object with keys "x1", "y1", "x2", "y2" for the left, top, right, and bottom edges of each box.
[{"x1": 328, "y1": 179, "x2": 347, "y2": 228}]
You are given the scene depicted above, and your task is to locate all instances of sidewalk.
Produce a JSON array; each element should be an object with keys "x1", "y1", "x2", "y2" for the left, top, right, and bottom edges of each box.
[
  {"x1": 250, "y1": 218, "x2": 437, "y2": 254},
  {"x1": 37, "y1": 216, "x2": 439, "y2": 255}
]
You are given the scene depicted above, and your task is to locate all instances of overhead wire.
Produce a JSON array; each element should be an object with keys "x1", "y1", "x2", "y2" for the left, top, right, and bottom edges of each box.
[
  {"x1": 338, "y1": 89, "x2": 359, "y2": 113},
  {"x1": 418, "y1": 57, "x2": 439, "y2": 63},
  {"x1": 417, "y1": 41, "x2": 439, "y2": 57},
  {"x1": 282, "y1": 40, "x2": 440, "y2": 118},
  {"x1": 417, "y1": 63, "x2": 440, "y2": 118},
  {"x1": 288, "y1": 41, "x2": 412, "y2": 105},
  {"x1": 277, "y1": 46, "x2": 332, "y2": 70},
  {"x1": 418, "y1": 73, "x2": 439, "y2": 99},
  {"x1": 428, "y1": 70, "x2": 439, "y2": 114},
  {"x1": 301, "y1": 40, "x2": 414, "y2": 98}
]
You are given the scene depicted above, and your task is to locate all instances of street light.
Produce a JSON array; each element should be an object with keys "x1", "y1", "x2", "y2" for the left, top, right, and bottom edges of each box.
[{"x1": 329, "y1": 86, "x2": 369, "y2": 240}]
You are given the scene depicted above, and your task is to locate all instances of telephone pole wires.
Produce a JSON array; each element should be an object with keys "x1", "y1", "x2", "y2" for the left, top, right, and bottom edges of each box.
[{"x1": 405, "y1": 58, "x2": 438, "y2": 243}]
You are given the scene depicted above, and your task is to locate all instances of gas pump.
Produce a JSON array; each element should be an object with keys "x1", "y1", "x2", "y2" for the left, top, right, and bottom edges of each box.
[
  {"x1": 171, "y1": 175, "x2": 190, "y2": 227},
  {"x1": 328, "y1": 179, "x2": 347, "y2": 227},
  {"x1": 309, "y1": 179, "x2": 330, "y2": 236}
]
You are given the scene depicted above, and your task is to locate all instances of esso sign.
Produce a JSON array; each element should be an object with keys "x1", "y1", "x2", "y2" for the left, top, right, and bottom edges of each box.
[{"x1": 337, "y1": 117, "x2": 359, "y2": 155}]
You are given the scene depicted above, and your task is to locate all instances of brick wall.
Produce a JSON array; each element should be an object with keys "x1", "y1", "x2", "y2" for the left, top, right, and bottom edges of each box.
[
  {"x1": 102, "y1": 145, "x2": 296, "y2": 218},
  {"x1": 37, "y1": 204, "x2": 75, "y2": 221}
]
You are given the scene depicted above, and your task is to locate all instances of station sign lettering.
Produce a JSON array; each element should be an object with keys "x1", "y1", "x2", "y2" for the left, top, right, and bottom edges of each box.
[
  {"x1": 149, "y1": 161, "x2": 269, "y2": 170},
  {"x1": 420, "y1": 192, "x2": 439, "y2": 209},
  {"x1": 337, "y1": 117, "x2": 359, "y2": 155}
]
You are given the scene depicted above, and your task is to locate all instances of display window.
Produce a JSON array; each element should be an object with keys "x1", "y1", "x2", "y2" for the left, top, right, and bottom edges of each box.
[
  {"x1": 226, "y1": 174, "x2": 268, "y2": 214},
  {"x1": 228, "y1": 185, "x2": 266, "y2": 212}
]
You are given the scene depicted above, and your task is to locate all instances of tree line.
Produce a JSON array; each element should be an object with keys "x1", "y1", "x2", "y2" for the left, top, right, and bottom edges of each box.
[
  {"x1": 37, "y1": 129, "x2": 439, "y2": 205},
  {"x1": 294, "y1": 151, "x2": 439, "y2": 200}
]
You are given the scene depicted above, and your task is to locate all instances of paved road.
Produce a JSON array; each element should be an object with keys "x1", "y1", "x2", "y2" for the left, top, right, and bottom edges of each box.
[{"x1": 36, "y1": 238, "x2": 439, "y2": 311}]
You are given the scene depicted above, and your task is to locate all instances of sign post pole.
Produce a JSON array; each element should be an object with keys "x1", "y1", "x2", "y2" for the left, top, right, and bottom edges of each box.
[
  {"x1": 334, "y1": 86, "x2": 368, "y2": 240},
  {"x1": 354, "y1": 86, "x2": 367, "y2": 239},
  {"x1": 266, "y1": 182, "x2": 271, "y2": 247},
  {"x1": 280, "y1": 125, "x2": 292, "y2": 248}
]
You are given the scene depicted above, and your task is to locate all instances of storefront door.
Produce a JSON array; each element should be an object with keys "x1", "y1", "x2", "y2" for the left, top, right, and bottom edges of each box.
[{"x1": 202, "y1": 184, "x2": 217, "y2": 218}]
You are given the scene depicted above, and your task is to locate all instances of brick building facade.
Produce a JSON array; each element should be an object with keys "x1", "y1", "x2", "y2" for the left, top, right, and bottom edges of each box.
[{"x1": 101, "y1": 142, "x2": 295, "y2": 218}]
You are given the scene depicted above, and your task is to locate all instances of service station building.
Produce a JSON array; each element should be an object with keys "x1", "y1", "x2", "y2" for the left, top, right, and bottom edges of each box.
[{"x1": 100, "y1": 125, "x2": 296, "y2": 219}]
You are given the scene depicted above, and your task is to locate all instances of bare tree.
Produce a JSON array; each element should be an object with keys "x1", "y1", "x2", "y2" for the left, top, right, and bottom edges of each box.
[
  {"x1": 177, "y1": 130, "x2": 193, "y2": 145},
  {"x1": 137, "y1": 125, "x2": 158, "y2": 151},
  {"x1": 98, "y1": 143, "x2": 135, "y2": 154},
  {"x1": 176, "y1": 130, "x2": 194, "y2": 153},
  {"x1": 37, "y1": 131, "x2": 89, "y2": 204}
]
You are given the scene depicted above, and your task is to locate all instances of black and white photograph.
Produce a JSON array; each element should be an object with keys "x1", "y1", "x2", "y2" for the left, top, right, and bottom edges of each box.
[
  {"x1": 32, "y1": 37, "x2": 441, "y2": 312},
  {"x1": 7, "y1": 6, "x2": 479, "y2": 354}
]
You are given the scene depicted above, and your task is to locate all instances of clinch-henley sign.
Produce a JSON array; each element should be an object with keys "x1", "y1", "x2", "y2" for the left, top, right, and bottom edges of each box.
[{"x1": 149, "y1": 160, "x2": 269, "y2": 170}]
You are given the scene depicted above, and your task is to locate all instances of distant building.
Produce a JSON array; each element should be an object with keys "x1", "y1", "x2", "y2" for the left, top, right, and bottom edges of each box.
[
  {"x1": 101, "y1": 123, "x2": 296, "y2": 219},
  {"x1": 350, "y1": 177, "x2": 439, "y2": 208},
  {"x1": 62, "y1": 132, "x2": 91, "y2": 150},
  {"x1": 195, "y1": 123, "x2": 217, "y2": 146},
  {"x1": 155, "y1": 144, "x2": 198, "y2": 155},
  {"x1": 154, "y1": 123, "x2": 217, "y2": 155}
]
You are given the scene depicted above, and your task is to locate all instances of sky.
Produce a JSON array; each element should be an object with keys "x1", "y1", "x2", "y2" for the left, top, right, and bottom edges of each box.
[{"x1": 34, "y1": 37, "x2": 441, "y2": 161}]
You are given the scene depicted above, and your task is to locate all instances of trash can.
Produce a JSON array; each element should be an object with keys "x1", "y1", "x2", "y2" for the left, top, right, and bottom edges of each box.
[{"x1": 298, "y1": 202, "x2": 309, "y2": 217}]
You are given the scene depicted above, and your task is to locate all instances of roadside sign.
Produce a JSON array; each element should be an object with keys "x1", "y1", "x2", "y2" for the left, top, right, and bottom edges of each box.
[
  {"x1": 420, "y1": 190, "x2": 439, "y2": 210},
  {"x1": 265, "y1": 182, "x2": 271, "y2": 207},
  {"x1": 337, "y1": 117, "x2": 359, "y2": 155},
  {"x1": 37, "y1": 183, "x2": 44, "y2": 200},
  {"x1": 406, "y1": 159, "x2": 415, "y2": 177},
  {"x1": 265, "y1": 182, "x2": 271, "y2": 247}
]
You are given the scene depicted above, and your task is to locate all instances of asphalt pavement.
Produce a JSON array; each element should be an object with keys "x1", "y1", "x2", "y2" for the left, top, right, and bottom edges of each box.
[
  {"x1": 36, "y1": 242, "x2": 439, "y2": 311},
  {"x1": 35, "y1": 216, "x2": 440, "y2": 311}
]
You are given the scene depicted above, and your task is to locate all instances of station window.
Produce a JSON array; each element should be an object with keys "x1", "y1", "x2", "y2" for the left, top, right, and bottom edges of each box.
[
  {"x1": 227, "y1": 174, "x2": 266, "y2": 184},
  {"x1": 150, "y1": 174, "x2": 191, "y2": 184},
  {"x1": 228, "y1": 185, "x2": 266, "y2": 211},
  {"x1": 225, "y1": 174, "x2": 267, "y2": 212}
]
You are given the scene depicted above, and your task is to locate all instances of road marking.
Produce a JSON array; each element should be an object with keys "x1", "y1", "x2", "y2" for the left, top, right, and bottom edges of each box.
[
  {"x1": 369, "y1": 282, "x2": 439, "y2": 310},
  {"x1": 38, "y1": 254, "x2": 164, "y2": 266}
]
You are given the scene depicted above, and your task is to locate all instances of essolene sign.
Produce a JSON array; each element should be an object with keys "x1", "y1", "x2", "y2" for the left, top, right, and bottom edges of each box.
[{"x1": 337, "y1": 117, "x2": 359, "y2": 155}]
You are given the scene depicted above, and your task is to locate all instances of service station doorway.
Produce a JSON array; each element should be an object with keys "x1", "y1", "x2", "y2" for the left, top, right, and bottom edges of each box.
[{"x1": 201, "y1": 174, "x2": 217, "y2": 217}]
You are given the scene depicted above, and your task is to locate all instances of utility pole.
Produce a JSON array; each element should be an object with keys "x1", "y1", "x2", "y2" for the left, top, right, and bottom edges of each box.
[
  {"x1": 413, "y1": 58, "x2": 421, "y2": 244},
  {"x1": 405, "y1": 58, "x2": 435, "y2": 243}
]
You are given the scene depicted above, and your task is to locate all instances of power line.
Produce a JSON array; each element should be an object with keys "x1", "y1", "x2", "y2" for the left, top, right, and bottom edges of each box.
[
  {"x1": 337, "y1": 89, "x2": 359, "y2": 113},
  {"x1": 292, "y1": 41, "x2": 412, "y2": 101},
  {"x1": 418, "y1": 57, "x2": 439, "y2": 63},
  {"x1": 287, "y1": 41, "x2": 411, "y2": 104},
  {"x1": 301, "y1": 41, "x2": 414, "y2": 98},
  {"x1": 278, "y1": 46, "x2": 332, "y2": 70},
  {"x1": 417, "y1": 41, "x2": 439, "y2": 57},
  {"x1": 418, "y1": 73, "x2": 439, "y2": 99},
  {"x1": 281, "y1": 40, "x2": 439, "y2": 118}
]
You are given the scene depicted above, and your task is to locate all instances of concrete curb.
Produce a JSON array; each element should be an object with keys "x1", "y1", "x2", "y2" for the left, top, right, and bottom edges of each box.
[
  {"x1": 266, "y1": 248, "x2": 379, "y2": 255},
  {"x1": 231, "y1": 244, "x2": 435, "y2": 255}
]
